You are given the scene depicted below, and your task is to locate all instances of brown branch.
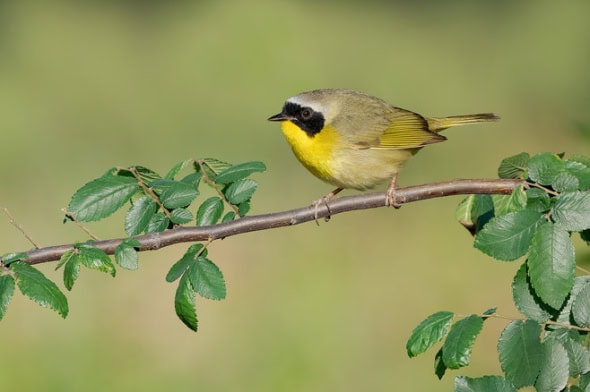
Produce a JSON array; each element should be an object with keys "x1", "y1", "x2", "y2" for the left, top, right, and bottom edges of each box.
[{"x1": 18, "y1": 178, "x2": 522, "y2": 266}]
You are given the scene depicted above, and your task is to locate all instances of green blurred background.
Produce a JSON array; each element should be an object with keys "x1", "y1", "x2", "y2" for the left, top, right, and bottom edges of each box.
[{"x1": 1, "y1": 1, "x2": 589, "y2": 390}]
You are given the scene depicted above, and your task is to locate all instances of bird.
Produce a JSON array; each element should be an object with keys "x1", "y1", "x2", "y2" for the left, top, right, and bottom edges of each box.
[{"x1": 268, "y1": 88, "x2": 499, "y2": 213}]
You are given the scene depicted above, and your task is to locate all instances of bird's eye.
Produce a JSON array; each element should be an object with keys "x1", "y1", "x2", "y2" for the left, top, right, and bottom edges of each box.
[{"x1": 300, "y1": 108, "x2": 313, "y2": 120}]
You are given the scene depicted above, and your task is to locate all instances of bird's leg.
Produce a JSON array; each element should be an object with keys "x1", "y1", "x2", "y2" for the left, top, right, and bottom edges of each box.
[
  {"x1": 386, "y1": 173, "x2": 402, "y2": 208},
  {"x1": 312, "y1": 187, "x2": 343, "y2": 224}
]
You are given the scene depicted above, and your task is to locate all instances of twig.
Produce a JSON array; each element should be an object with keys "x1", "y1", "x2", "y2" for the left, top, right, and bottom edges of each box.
[
  {"x1": 3, "y1": 208, "x2": 40, "y2": 249},
  {"x1": 197, "y1": 159, "x2": 241, "y2": 216},
  {"x1": 62, "y1": 208, "x2": 100, "y2": 241},
  {"x1": 16, "y1": 178, "x2": 522, "y2": 266}
]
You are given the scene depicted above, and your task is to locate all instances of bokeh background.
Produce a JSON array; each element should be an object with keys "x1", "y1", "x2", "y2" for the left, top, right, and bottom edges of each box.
[{"x1": 1, "y1": 1, "x2": 589, "y2": 390}]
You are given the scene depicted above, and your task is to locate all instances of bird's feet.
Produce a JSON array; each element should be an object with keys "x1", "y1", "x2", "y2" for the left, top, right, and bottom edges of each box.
[{"x1": 312, "y1": 188, "x2": 343, "y2": 224}]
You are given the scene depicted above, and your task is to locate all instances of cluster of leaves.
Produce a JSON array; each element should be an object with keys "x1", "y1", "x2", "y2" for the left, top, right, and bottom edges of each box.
[
  {"x1": 0, "y1": 158, "x2": 266, "y2": 331},
  {"x1": 408, "y1": 152, "x2": 590, "y2": 391}
]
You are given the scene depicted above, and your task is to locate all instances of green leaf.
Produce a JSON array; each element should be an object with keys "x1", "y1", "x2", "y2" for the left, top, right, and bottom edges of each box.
[
  {"x1": 125, "y1": 196, "x2": 157, "y2": 236},
  {"x1": 1, "y1": 252, "x2": 28, "y2": 266},
  {"x1": 157, "y1": 181, "x2": 199, "y2": 209},
  {"x1": 221, "y1": 211, "x2": 236, "y2": 223},
  {"x1": 237, "y1": 200, "x2": 251, "y2": 217},
  {"x1": 498, "y1": 320, "x2": 543, "y2": 388},
  {"x1": 214, "y1": 161, "x2": 266, "y2": 184},
  {"x1": 115, "y1": 241, "x2": 139, "y2": 270},
  {"x1": 557, "y1": 332, "x2": 590, "y2": 377},
  {"x1": 187, "y1": 257, "x2": 226, "y2": 300},
  {"x1": 434, "y1": 348, "x2": 447, "y2": 380},
  {"x1": 180, "y1": 171, "x2": 202, "y2": 189},
  {"x1": 68, "y1": 175, "x2": 139, "y2": 222},
  {"x1": 63, "y1": 254, "x2": 80, "y2": 291},
  {"x1": 77, "y1": 245, "x2": 116, "y2": 277},
  {"x1": 556, "y1": 276, "x2": 590, "y2": 325},
  {"x1": 552, "y1": 191, "x2": 590, "y2": 231},
  {"x1": 482, "y1": 307, "x2": 497, "y2": 316},
  {"x1": 525, "y1": 187, "x2": 551, "y2": 212},
  {"x1": 552, "y1": 172, "x2": 580, "y2": 192},
  {"x1": 534, "y1": 340, "x2": 569, "y2": 392},
  {"x1": 165, "y1": 159, "x2": 193, "y2": 180},
  {"x1": 170, "y1": 208, "x2": 194, "y2": 224},
  {"x1": 406, "y1": 311, "x2": 454, "y2": 357},
  {"x1": 166, "y1": 244, "x2": 204, "y2": 282},
  {"x1": 196, "y1": 197, "x2": 224, "y2": 226},
  {"x1": 199, "y1": 158, "x2": 231, "y2": 179},
  {"x1": 224, "y1": 179, "x2": 258, "y2": 205},
  {"x1": 565, "y1": 159, "x2": 590, "y2": 190},
  {"x1": 492, "y1": 184, "x2": 527, "y2": 216},
  {"x1": 10, "y1": 261, "x2": 69, "y2": 318},
  {"x1": 528, "y1": 152, "x2": 564, "y2": 185},
  {"x1": 456, "y1": 195, "x2": 494, "y2": 234},
  {"x1": 146, "y1": 212, "x2": 169, "y2": 233},
  {"x1": 512, "y1": 263, "x2": 552, "y2": 322},
  {"x1": 498, "y1": 152, "x2": 529, "y2": 179},
  {"x1": 572, "y1": 282, "x2": 590, "y2": 327},
  {"x1": 455, "y1": 376, "x2": 517, "y2": 392},
  {"x1": 0, "y1": 275, "x2": 15, "y2": 320},
  {"x1": 174, "y1": 273, "x2": 198, "y2": 331},
  {"x1": 528, "y1": 222, "x2": 575, "y2": 309},
  {"x1": 130, "y1": 166, "x2": 161, "y2": 185},
  {"x1": 474, "y1": 209, "x2": 542, "y2": 261},
  {"x1": 441, "y1": 315, "x2": 483, "y2": 369}
]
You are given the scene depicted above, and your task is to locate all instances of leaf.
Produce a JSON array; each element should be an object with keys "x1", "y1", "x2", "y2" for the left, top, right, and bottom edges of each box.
[
  {"x1": 214, "y1": 161, "x2": 266, "y2": 184},
  {"x1": 196, "y1": 197, "x2": 224, "y2": 226},
  {"x1": 482, "y1": 307, "x2": 497, "y2": 316},
  {"x1": 187, "y1": 257, "x2": 226, "y2": 300},
  {"x1": 525, "y1": 187, "x2": 551, "y2": 213},
  {"x1": 406, "y1": 311, "x2": 454, "y2": 357},
  {"x1": 199, "y1": 158, "x2": 231, "y2": 179},
  {"x1": 565, "y1": 159, "x2": 590, "y2": 190},
  {"x1": 237, "y1": 200, "x2": 251, "y2": 216},
  {"x1": 165, "y1": 159, "x2": 193, "y2": 180},
  {"x1": 125, "y1": 196, "x2": 157, "y2": 236},
  {"x1": 456, "y1": 194, "x2": 494, "y2": 234},
  {"x1": 224, "y1": 179, "x2": 258, "y2": 205},
  {"x1": 10, "y1": 261, "x2": 69, "y2": 318},
  {"x1": 115, "y1": 241, "x2": 139, "y2": 270},
  {"x1": 474, "y1": 209, "x2": 542, "y2": 261},
  {"x1": 498, "y1": 152, "x2": 529, "y2": 179},
  {"x1": 552, "y1": 191, "x2": 590, "y2": 231},
  {"x1": 130, "y1": 166, "x2": 161, "y2": 185},
  {"x1": 157, "y1": 181, "x2": 199, "y2": 209},
  {"x1": 170, "y1": 208, "x2": 194, "y2": 224},
  {"x1": 556, "y1": 276, "x2": 590, "y2": 325},
  {"x1": 528, "y1": 152, "x2": 564, "y2": 185},
  {"x1": 511, "y1": 263, "x2": 552, "y2": 322},
  {"x1": 174, "y1": 273, "x2": 198, "y2": 331},
  {"x1": 63, "y1": 254, "x2": 80, "y2": 291},
  {"x1": 146, "y1": 212, "x2": 169, "y2": 233},
  {"x1": 492, "y1": 184, "x2": 527, "y2": 217},
  {"x1": 1, "y1": 252, "x2": 28, "y2": 266},
  {"x1": 528, "y1": 222, "x2": 575, "y2": 309},
  {"x1": 441, "y1": 315, "x2": 483, "y2": 369},
  {"x1": 77, "y1": 245, "x2": 116, "y2": 277},
  {"x1": 455, "y1": 376, "x2": 517, "y2": 392},
  {"x1": 166, "y1": 244, "x2": 204, "y2": 282},
  {"x1": 180, "y1": 171, "x2": 202, "y2": 189},
  {"x1": 68, "y1": 175, "x2": 139, "y2": 222},
  {"x1": 221, "y1": 211, "x2": 236, "y2": 223},
  {"x1": 0, "y1": 275, "x2": 15, "y2": 320},
  {"x1": 572, "y1": 282, "x2": 590, "y2": 327},
  {"x1": 534, "y1": 340, "x2": 569, "y2": 392},
  {"x1": 498, "y1": 320, "x2": 543, "y2": 388},
  {"x1": 434, "y1": 348, "x2": 447, "y2": 380},
  {"x1": 559, "y1": 332, "x2": 590, "y2": 377},
  {"x1": 552, "y1": 172, "x2": 580, "y2": 192}
]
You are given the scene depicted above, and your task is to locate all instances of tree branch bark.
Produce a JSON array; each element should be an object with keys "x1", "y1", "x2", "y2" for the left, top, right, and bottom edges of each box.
[{"x1": 21, "y1": 178, "x2": 523, "y2": 266}]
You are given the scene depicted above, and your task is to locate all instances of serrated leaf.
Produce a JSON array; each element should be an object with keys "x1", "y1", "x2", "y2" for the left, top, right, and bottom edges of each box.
[
  {"x1": 512, "y1": 263, "x2": 552, "y2": 322},
  {"x1": 196, "y1": 197, "x2": 224, "y2": 226},
  {"x1": 170, "y1": 208, "x2": 193, "y2": 224},
  {"x1": 474, "y1": 209, "x2": 542, "y2": 261},
  {"x1": 498, "y1": 320, "x2": 543, "y2": 388},
  {"x1": 552, "y1": 172, "x2": 580, "y2": 192},
  {"x1": 0, "y1": 275, "x2": 15, "y2": 320},
  {"x1": 115, "y1": 244, "x2": 139, "y2": 270},
  {"x1": 165, "y1": 159, "x2": 193, "y2": 180},
  {"x1": 406, "y1": 311, "x2": 454, "y2": 357},
  {"x1": 441, "y1": 315, "x2": 483, "y2": 369},
  {"x1": 224, "y1": 179, "x2": 258, "y2": 205},
  {"x1": 492, "y1": 184, "x2": 527, "y2": 216},
  {"x1": 528, "y1": 222, "x2": 575, "y2": 309},
  {"x1": 214, "y1": 161, "x2": 266, "y2": 185},
  {"x1": 525, "y1": 188, "x2": 552, "y2": 212},
  {"x1": 125, "y1": 196, "x2": 157, "y2": 236},
  {"x1": 237, "y1": 200, "x2": 251, "y2": 216},
  {"x1": 63, "y1": 254, "x2": 80, "y2": 291},
  {"x1": 553, "y1": 191, "x2": 590, "y2": 231},
  {"x1": 556, "y1": 276, "x2": 590, "y2": 325},
  {"x1": 455, "y1": 376, "x2": 517, "y2": 392},
  {"x1": 10, "y1": 261, "x2": 69, "y2": 318},
  {"x1": 146, "y1": 212, "x2": 169, "y2": 233},
  {"x1": 456, "y1": 194, "x2": 494, "y2": 234},
  {"x1": 166, "y1": 244, "x2": 203, "y2": 282},
  {"x1": 130, "y1": 166, "x2": 161, "y2": 185},
  {"x1": 566, "y1": 159, "x2": 590, "y2": 190},
  {"x1": 434, "y1": 348, "x2": 447, "y2": 380},
  {"x1": 174, "y1": 273, "x2": 198, "y2": 331},
  {"x1": 199, "y1": 158, "x2": 231, "y2": 179},
  {"x1": 535, "y1": 340, "x2": 569, "y2": 392},
  {"x1": 572, "y1": 282, "x2": 590, "y2": 327},
  {"x1": 1, "y1": 252, "x2": 28, "y2": 266},
  {"x1": 221, "y1": 211, "x2": 236, "y2": 223},
  {"x1": 77, "y1": 245, "x2": 116, "y2": 277},
  {"x1": 158, "y1": 181, "x2": 199, "y2": 209},
  {"x1": 188, "y1": 257, "x2": 226, "y2": 300},
  {"x1": 561, "y1": 334, "x2": 590, "y2": 377},
  {"x1": 68, "y1": 175, "x2": 139, "y2": 222},
  {"x1": 56, "y1": 248, "x2": 76, "y2": 270},
  {"x1": 528, "y1": 152, "x2": 564, "y2": 185},
  {"x1": 180, "y1": 171, "x2": 202, "y2": 189},
  {"x1": 498, "y1": 152, "x2": 529, "y2": 179}
]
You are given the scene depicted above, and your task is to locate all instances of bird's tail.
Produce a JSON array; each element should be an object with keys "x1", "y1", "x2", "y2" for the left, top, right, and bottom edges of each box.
[{"x1": 427, "y1": 113, "x2": 500, "y2": 132}]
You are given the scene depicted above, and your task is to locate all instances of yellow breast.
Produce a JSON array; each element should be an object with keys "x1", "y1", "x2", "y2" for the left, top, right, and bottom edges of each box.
[{"x1": 280, "y1": 121, "x2": 340, "y2": 184}]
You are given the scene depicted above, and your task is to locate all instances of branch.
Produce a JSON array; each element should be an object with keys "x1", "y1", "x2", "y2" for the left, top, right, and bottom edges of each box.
[{"x1": 21, "y1": 178, "x2": 522, "y2": 266}]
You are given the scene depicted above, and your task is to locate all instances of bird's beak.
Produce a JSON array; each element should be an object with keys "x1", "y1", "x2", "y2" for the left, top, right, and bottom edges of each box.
[{"x1": 267, "y1": 112, "x2": 291, "y2": 122}]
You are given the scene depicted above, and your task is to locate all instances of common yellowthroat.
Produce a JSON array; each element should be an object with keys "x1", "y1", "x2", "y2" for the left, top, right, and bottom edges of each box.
[{"x1": 268, "y1": 89, "x2": 499, "y2": 207}]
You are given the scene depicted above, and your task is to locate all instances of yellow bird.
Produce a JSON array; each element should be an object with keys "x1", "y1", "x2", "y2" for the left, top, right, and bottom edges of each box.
[{"x1": 268, "y1": 89, "x2": 499, "y2": 207}]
